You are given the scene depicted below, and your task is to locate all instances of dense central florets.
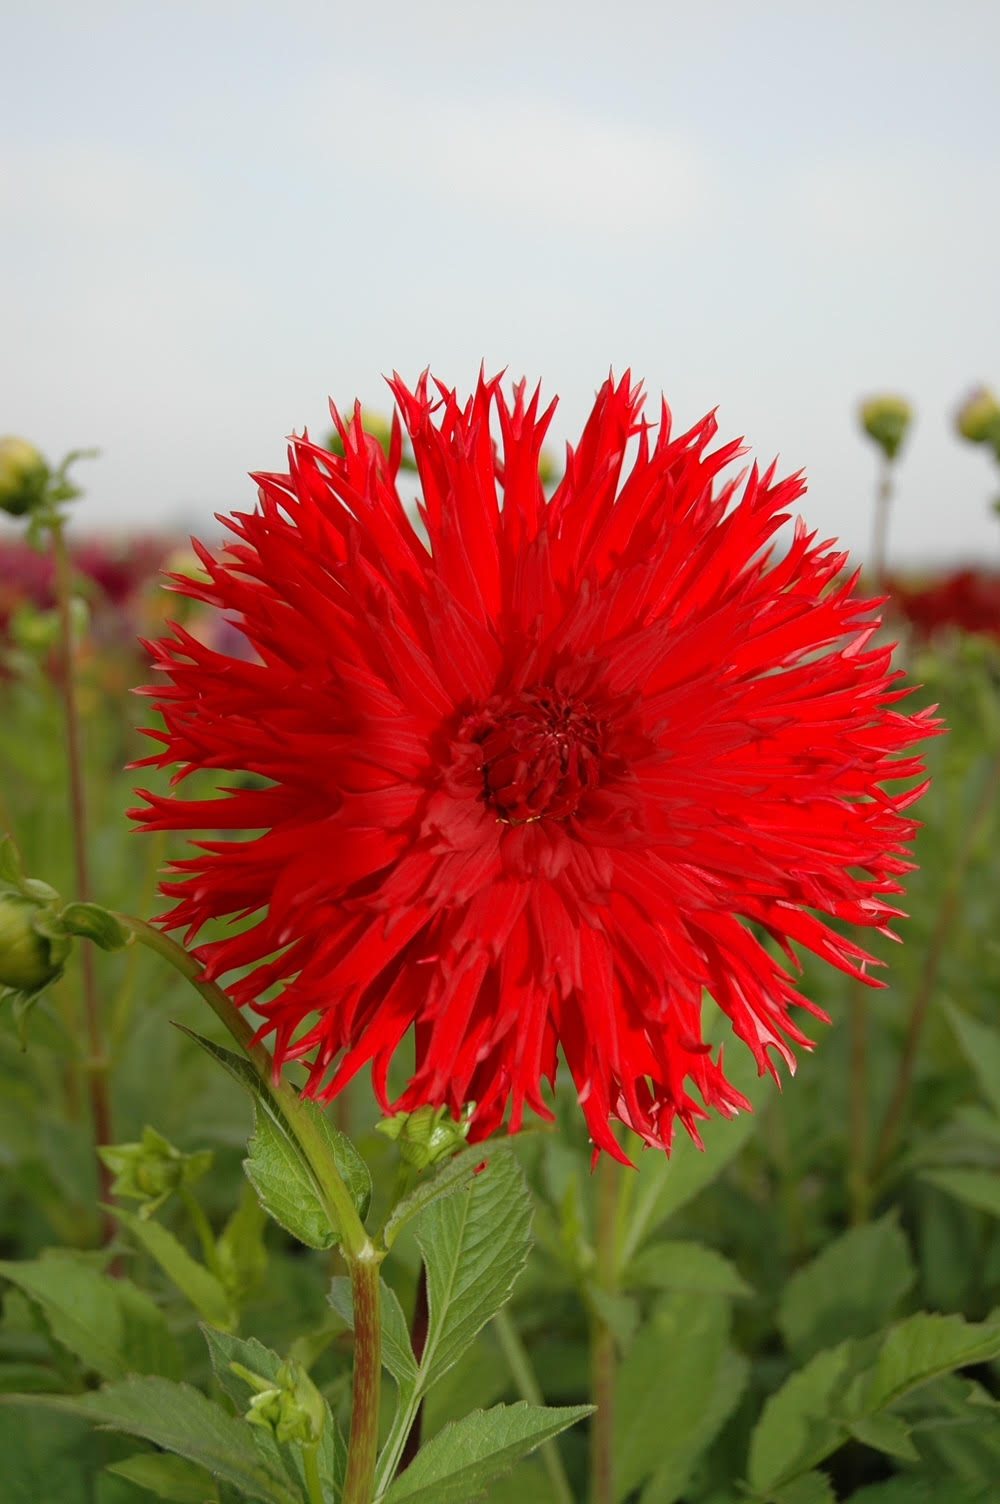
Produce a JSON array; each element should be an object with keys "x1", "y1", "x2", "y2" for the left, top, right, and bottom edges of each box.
[{"x1": 472, "y1": 688, "x2": 604, "y2": 823}]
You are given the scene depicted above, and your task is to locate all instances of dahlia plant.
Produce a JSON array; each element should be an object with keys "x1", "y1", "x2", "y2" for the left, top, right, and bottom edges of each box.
[{"x1": 8, "y1": 379, "x2": 1000, "y2": 1504}]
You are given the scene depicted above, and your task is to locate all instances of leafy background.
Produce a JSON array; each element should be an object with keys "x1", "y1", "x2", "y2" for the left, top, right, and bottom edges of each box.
[{"x1": 1, "y1": 438, "x2": 1000, "y2": 1502}]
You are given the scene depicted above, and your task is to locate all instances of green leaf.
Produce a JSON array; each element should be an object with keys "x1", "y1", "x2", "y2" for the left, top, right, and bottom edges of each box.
[
  {"x1": 848, "y1": 1483, "x2": 994, "y2": 1503},
  {"x1": 762, "y1": 1474, "x2": 838, "y2": 1504},
  {"x1": 1, "y1": 1378, "x2": 303, "y2": 1504},
  {"x1": 921, "y1": 1168, "x2": 1000, "y2": 1219},
  {"x1": 847, "y1": 1413, "x2": 918, "y2": 1462},
  {"x1": 749, "y1": 1313, "x2": 1000, "y2": 1493},
  {"x1": 202, "y1": 1326, "x2": 344, "y2": 1503},
  {"x1": 111, "y1": 1204, "x2": 235, "y2": 1331},
  {"x1": 625, "y1": 1240, "x2": 753, "y2": 1299},
  {"x1": 373, "y1": 1151, "x2": 535, "y2": 1495},
  {"x1": 58, "y1": 901, "x2": 132, "y2": 952},
  {"x1": 380, "y1": 1401, "x2": 592, "y2": 1504},
  {"x1": 105, "y1": 1452, "x2": 215, "y2": 1502},
  {"x1": 382, "y1": 1144, "x2": 485, "y2": 1250},
  {"x1": 328, "y1": 1274, "x2": 418, "y2": 1388},
  {"x1": 0, "y1": 1250, "x2": 179, "y2": 1380},
  {"x1": 177, "y1": 1023, "x2": 371, "y2": 1248},
  {"x1": 415, "y1": 1149, "x2": 533, "y2": 1389},
  {"x1": 615, "y1": 1291, "x2": 731, "y2": 1501},
  {"x1": 639, "y1": 1348, "x2": 748, "y2": 1504},
  {"x1": 859, "y1": 1312, "x2": 1000, "y2": 1412},
  {"x1": 778, "y1": 1215, "x2": 916, "y2": 1358},
  {"x1": 748, "y1": 1341, "x2": 855, "y2": 1494},
  {"x1": 216, "y1": 1181, "x2": 269, "y2": 1301},
  {"x1": 945, "y1": 1002, "x2": 1000, "y2": 1118},
  {"x1": 0, "y1": 1405, "x2": 95, "y2": 1504},
  {"x1": 174, "y1": 1023, "x2": 261, "y2": 1098},
  {"x1": 244, "y1": 1108, "x2": 340, "y2": 1251}
]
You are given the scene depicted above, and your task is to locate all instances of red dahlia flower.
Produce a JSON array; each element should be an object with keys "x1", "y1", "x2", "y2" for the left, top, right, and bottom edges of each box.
[{"x1": 133, "y1": 372, "x2": 937, "y2": 1160}]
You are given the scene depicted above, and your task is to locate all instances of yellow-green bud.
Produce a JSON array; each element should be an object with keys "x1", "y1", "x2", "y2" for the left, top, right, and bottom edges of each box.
[
  {"x1": 231, "y1": 1359, "x2": 326, "y2": 1448},
  {"x1": 98, "y1": 1126, "x2": 212, "y2": 1217},
  {"x1": 955, "y1": 388, "x2": 1000, "y2": 448},
  {"x1": 0, "y1": 892, "x2": 71, "y2": 993},
  {"x1": 859, "y1": 396, "x2": 912, "y2": 462},
  {"x1": 0, "y1": 438, "x2": 50, "y2": 518},
  {"x1": 377, "y1": 1103, "x2": 473, "y2": 1170},
  {"x1": 538, "y1": 449, "x2": 559, "y2": 488}
]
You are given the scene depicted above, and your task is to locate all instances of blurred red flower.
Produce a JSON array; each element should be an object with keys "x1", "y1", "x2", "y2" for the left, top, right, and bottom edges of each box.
[
  {"x1": 132, "y1": 373, "x2": 937, "y2": 1159},
  {"x1": 889, "y1": 569, "x2": 1000, "y2": 642}
]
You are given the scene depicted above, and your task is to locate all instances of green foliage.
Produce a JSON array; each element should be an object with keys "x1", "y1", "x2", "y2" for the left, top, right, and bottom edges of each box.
[
  {"x1": 2, "y1": 1377, "x2": 304, "y2": 1503},
  {"x1": 3, "y1": 525, "x2": 1000, "y2": 1501},
  {"x1": 748, "y1": 1313, "x2": 1000, "y2": 1494},
  {"x1": 614, "y1": 1292, "x2": 740, "y2": 1502},
  {"x1": 110, "y1": 1203, "x2": 236, "y2": 1330},
  {"x1": 777, "y1": 1216, "x2": 916, "y2": 1359},
  {"x1": 379, "y1": 1401, "x2": 593, "y2": 1504},
  {"x1": 204, "y1": 1327, "x2": 346, "y2": 1500},
  {"x1": 0, "y1": 1249, "x2": 180, "y2": 1379},
  {"x1": 179, "y1": 1024, "x2": 372, "y2": 1249},
  {"x1": 105, "y1": 1452, "x2": 215, "y2": 1502}
]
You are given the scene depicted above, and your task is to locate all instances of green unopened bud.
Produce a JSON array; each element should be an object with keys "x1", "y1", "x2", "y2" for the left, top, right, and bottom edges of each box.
[
  {"x1": 0, "y1": 892, "x2": 71, "y2": 992},
  {"x1": 377, "y1": 1103, "x2": 473, "y2": 1170},
  {"x1": 955, "y1": 388, "x2": 1000, "y2": 451},
  {"x1": 859, "y1": 395, "x2": 912, "y2": 462},
  {"x1": 98, "y1": 1126, "x2": 212, "y2": 1218},
  {"x1": 0, "y1": 438, "x2": 49, "y2": 518},
  {"x1": 231, "y1": 1358, "x2": 326, "y2": 1447}
]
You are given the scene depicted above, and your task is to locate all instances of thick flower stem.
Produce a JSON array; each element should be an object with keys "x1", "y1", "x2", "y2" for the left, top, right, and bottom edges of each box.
[
  {"x1": 50, "y1": 519, "x2": 114, "y2": 1231},
  {"x1": 590, "y1": 1149, "x2": 620, "y2": 1504},
  {"x1": 116, "y1": 915, "x2": 383, "y2": 1502},
  {"x1": 873, "y1": 745, "x2": 1000, "y2": 1179},
  {"x1": 341, "y1": 1247, "x2": 383, "y2": 1504}
]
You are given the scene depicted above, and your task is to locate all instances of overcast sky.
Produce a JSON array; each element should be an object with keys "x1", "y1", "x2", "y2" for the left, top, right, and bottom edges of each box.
[{"x1": 3, "y1": 0, "x2": 999, "y2": 567}]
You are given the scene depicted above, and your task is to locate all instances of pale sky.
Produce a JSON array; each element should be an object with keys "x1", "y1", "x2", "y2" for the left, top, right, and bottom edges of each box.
[{"x1": 3, "y1": 0, "x2": 999, "y2": 567}]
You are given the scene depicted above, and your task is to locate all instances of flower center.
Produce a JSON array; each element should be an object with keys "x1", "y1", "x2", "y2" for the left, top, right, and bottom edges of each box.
[{"x1": 473, "y1": 688, "x2": 604, "y2": 823}]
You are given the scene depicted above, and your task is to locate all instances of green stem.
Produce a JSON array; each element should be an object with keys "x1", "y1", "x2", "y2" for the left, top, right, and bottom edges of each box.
[
  {"x1": 115, "y1": 913, "x2": 382, "y2": 1502},
  {"x1": 341, "y1": 1248, "x2": 383, "y2": 1504},
  {"x1": 302, "y1": 1444, "x2": 325, "y2": 1504},
  {"x1": 589, "y1": 1150, "x2": 619, "y2": 1504},
  {"x1": 871, "y1": 459, "x2": 893, "y2": 595},
  {"x1": 872, "y1": 745, "x2": 1000, "y2": 1178},
  {"x1": 50, "y1": 519, "x2": 114, "y2": 1232},
  {"x1": 494, "y1": 1308, "x2": 575, "y2": 1504}
]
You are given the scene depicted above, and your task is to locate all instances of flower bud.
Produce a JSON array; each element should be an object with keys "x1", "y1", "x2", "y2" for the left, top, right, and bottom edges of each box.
[
  {"x1": 955, "y1": 388, "x2": 1000, "y2": 450},
  {"x1": 0, "y1": 438, "x2": 50, "y2": 518},
  {"x1": 377, "y1": 1103, "x2": 473, "y2": 1170},
  {"x1": 231, "y1": 1358, "x2": 326, "y2": 1448},
  {"x1": 98, "y1": 1126, "x2": 213, "y2": 1218},
  {"x1": 0, "y1": 891, "x2": 71, "y2": 993},
  {"x1": 859, "y1": 396, "x2": 912, "y2": 462}
]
